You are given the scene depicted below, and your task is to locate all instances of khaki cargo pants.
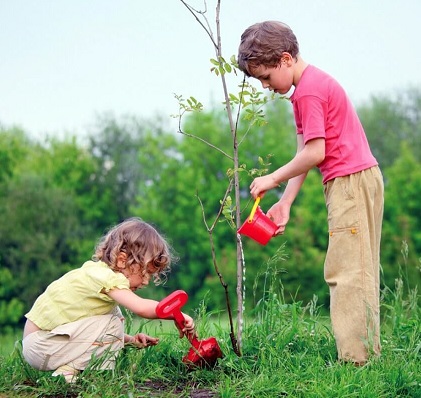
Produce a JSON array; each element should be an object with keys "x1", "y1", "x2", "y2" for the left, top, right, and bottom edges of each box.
[
  {"x1": 22, "y1": 311, "x2": 124, "y2": 372},
  {"x1": 323, "y1": 166, "x2": 384, "y2": 364}
]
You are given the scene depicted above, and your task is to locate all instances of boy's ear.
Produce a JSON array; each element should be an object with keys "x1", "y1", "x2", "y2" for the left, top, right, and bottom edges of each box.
[
  {"x1": 116, "y1": 252, "x2": 127, "y2": 269},
  {"x1": 281, "y1": 52, "x2": 293, "y2": 65}
]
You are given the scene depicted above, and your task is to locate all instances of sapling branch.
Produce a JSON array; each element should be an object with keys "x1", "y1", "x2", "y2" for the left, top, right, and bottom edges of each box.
[
  {"x1": 179, "y1": 0, "x2": 218, "y2": 49},
  {"x1": 195, "y1": 181, "x2": 241, "y2": 356},
  {"x1": 178, "y1": 0, "x2": 278, "y2": 353},
  {"x1": 177, "y1": 127, "x2": 233, "y2": 161}
]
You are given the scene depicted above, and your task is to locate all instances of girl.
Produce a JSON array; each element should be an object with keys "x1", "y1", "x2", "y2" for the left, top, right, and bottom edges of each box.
[{"x1": 22, "y1": 217, "x2": 195, "y2": 382}]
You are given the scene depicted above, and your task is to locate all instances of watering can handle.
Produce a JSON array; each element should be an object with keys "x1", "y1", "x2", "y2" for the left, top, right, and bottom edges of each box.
[
  {"x1": 248, "y1": 196, "x2": 261, "y2": 223},
  {"x1": 155, "y1": 290, "x2": 188, "y2": 328},
  {"x1": 155, "y1": 290, "x2": 199, "y2": 345}
]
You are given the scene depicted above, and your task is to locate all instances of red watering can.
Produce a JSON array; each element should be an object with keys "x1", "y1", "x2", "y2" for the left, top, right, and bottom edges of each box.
[
  {"x1": 238, "y1": 196, "x2": 277, "y2": 245},
  {"x1": 155, "y1": 290, "x2": 223, "y2": 369}
]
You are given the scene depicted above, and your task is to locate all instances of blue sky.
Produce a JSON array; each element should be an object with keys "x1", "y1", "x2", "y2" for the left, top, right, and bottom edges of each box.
[{"x1": 1, "y1": 0, "x2": 420, "y2": 140}]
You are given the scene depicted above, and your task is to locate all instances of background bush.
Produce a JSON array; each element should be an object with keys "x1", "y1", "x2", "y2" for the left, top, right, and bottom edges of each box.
[{"x1": 0, "y1": 87, "x2": 420, "y2": 330}]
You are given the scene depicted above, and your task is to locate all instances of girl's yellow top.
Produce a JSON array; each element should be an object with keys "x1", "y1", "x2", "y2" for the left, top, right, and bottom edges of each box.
[{"x1": 25, "y1": 261, "x2": 129, "y2": 331}]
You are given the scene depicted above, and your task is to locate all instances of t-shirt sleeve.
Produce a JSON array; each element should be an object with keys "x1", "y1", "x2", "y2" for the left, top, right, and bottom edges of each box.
[
  {"x1": 25, "y1": 263, "x2": 131, "y2": 330},
  {"x1": 294, "y1": 95, "x2": 327, "y2": 143},
  {"x1": 85, "y1": 266, "x2": 130, "y2": 294}
]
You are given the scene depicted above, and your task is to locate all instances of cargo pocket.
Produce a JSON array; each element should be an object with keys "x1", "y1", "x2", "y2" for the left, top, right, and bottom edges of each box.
[
  {"x1": 324, "y1": 226, "x2": 361, "y2": 285},
  {"x1": 324, "y1": 176, "x2": 359, "y2": 231}
]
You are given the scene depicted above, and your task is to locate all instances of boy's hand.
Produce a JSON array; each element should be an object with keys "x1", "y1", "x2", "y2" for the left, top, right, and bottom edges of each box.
[
  {"x1": 128, "y1": 333, "x2": 159, "y2": 348},
  {"x1": 267, "y1": 201, "x2": 291, "y2": 235},
  {"x1": 250, "y1": 173, "x2": 278, "y2": 199}
]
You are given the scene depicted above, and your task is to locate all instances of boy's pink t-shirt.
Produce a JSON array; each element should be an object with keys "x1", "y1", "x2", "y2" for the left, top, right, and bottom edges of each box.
[{"x1": 290, "y1": 65, "x2": 377, "y2": 183}]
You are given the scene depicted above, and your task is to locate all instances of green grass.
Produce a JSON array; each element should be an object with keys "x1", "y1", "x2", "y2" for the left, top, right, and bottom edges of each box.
[
  {"x1": 0, "y1": 332, "x2": 21, "y2": 357},
  {"x1": 1, "y1": 282, "x2": 420, "y2": 398},
  {"x1": 1, "y1": 251, "x2": 420, "y2": 398}
]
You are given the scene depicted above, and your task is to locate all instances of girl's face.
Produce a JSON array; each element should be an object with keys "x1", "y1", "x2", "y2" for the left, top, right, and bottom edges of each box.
[
  {"x1": 125, "y1": 263, "x2": 156, "y2": 291},
  {"x1": 116, "y1": 252, "x2": 158, "y2": 291}
]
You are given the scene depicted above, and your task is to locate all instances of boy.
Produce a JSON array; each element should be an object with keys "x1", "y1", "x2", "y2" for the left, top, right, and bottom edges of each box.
[{"x1": 238, "y1": 21, "x2": 383, "y2": 365}]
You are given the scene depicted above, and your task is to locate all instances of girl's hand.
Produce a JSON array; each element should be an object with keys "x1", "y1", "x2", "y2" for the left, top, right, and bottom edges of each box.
[
  {"x1": 126, "y1": 333, "x2": 159, "y2": 348},
  {"x1": 175, "y1": 313, "x2": 196, "y2": 339}
]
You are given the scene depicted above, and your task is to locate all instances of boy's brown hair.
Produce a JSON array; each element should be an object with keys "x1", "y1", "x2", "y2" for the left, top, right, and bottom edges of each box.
[
  {"x1": 93, "y1": 217, "x2": 175, "y2": 284},
  {"x1": 238, "y1": 21, "x2": 299, "y2": 77}
]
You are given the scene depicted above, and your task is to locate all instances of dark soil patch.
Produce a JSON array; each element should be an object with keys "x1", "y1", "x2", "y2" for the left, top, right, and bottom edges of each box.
[
  {"x1": 12, "y1": 380, "x2": 217, "y2": 398},
  {"x1": 137, "y1": 380, "x2": 217, "y2": 397},
  {"x1": 11, "y1": 380, "x2": 218, "y2": 398}
]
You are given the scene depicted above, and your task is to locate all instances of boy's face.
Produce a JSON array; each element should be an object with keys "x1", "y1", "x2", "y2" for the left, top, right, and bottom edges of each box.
[{"x1": 250, "y1": 54, "x2": 295, "y2": 95}]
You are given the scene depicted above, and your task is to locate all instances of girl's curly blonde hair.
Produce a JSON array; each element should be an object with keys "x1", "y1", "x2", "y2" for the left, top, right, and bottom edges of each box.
[{"x1": 93, "y1": 217, "x2": 176, "y2": 285}]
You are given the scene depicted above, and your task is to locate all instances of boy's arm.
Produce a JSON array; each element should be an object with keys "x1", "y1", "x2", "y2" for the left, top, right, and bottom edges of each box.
[
  {"x1": 276, "y1": 133, "x2": 310, "y2": 205},
  {"x1": 250, "y1": 136, "x2": 325, "y2": 199},
  {"x1": 266, "y1": 173, "x2": 307, "y2": 235},
  {"x1": 278, "y1": 170, "x2": 307, "y2": 206}
]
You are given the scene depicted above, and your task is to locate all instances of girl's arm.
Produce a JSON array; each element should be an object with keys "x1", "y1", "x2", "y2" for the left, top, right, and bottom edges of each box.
[
  {"x1": 107, "y1": 288, "x2": 160, "y2": 318},
  {"x1": 106, "y1": 288, "x2": 195, "y2": 335}
]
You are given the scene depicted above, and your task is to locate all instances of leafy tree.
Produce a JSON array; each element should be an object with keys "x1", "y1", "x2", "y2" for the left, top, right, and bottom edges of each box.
[
  {"x1": 0, "y1": 173, "x2": 80, "y2": 312},
  {"x1": 12, "y1": 134, "x2": 107, "y2": 264},
  {"x1": 0, "y1": 266, "x2": 25, "y2": 331},
  {"x1": 381, "y1": 143, "x2": 421, "y2": 290},
  {"x1": 87, "y1": 114, "x2": 176, "y2": 228},
  {"x1": 358, "y1": 87, "x2": 421, "y2": 168},
  {"x1": 0, "y1": 126, "x2": 31, "y2": 183},
  {"x1": 0, "y1": 129, "x2": 99, "y2": 319}
]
